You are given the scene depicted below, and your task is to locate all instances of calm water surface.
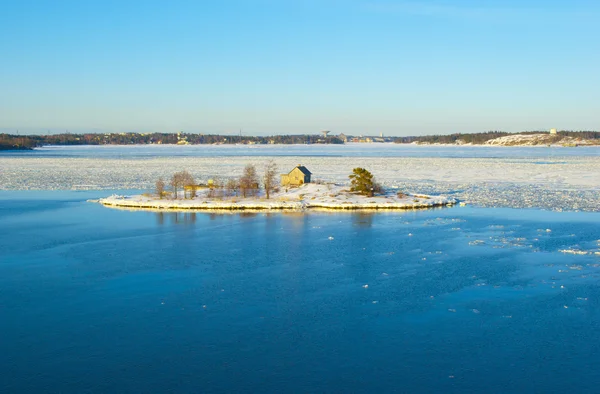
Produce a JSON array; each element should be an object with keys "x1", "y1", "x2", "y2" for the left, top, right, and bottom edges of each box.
[{"x1": 2, "y1": 191, "x2": 600, "y2": 393}]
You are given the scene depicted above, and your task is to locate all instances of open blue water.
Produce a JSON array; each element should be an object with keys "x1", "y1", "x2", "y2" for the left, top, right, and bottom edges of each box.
[{"x1": 2, "y1": 191, "x2": 600, "y2": 393}]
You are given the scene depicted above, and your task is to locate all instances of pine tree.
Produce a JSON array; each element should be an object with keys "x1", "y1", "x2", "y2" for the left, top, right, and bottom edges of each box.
[{"x1": 349, "y1": 168, "x2": 380, "y2": 197}]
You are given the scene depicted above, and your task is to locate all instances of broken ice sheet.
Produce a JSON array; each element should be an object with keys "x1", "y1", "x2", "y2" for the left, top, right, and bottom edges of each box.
[{"x1": 2, "y1": 148, "x2": 599, "y2": 211}]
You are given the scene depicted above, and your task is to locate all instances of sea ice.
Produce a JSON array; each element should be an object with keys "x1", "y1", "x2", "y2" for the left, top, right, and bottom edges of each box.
[{"x1": 2, "y1": 146, "x2": 599, "y2": 211}]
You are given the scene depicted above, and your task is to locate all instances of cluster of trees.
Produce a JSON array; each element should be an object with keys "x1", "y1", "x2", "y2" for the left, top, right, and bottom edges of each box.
[
  {"x1": 559, "y1": 130, "x2": 600, "y2": 140},
  {"x1": 157, "y1": 165, "x2": 389, "y2": 200},
  {"x1": 0, "y1": 134, "x2": 38, "y2": 150},
  {"x1": 155, "y1": 171, "x2": 196, "y2": 199},
  {"x1": 157, "y1": 165, "x2": 385, "y2": 200},
  {"x1": 157, "y1": 161, "x2": 279, "y2": 200}
]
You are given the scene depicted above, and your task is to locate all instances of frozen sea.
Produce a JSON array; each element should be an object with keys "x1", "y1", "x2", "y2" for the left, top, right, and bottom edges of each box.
[
  {"x1": 1, "y1": 145, "x2": 600, "y2": 393},
  {"x1": 2, "y1": 144, "x2": 600, "y2": 211}
]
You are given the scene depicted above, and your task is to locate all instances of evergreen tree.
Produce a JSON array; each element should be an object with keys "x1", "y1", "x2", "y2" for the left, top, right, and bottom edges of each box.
[{"x1": 349, "y1": 168, "x2": 380, "y2": 197}]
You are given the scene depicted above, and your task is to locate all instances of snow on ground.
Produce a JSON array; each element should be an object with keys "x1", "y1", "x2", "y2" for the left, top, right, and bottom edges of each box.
[
  {"x1": 1, "y1": 147, "x2": 600, "y2": 211},
  {"x1": 98, "y1": 183, "x2": 455, "y2": 211}
]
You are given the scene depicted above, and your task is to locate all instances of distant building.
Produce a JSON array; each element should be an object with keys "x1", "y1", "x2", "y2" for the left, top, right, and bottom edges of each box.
[
  {"x1": 550, "y1": 128, "x2": 557, "y2": 135},
  {"x1": 350, "y1": 137, "x2": 372, "y2": 143},
  {"x1": 177, "y1": 132, "x2": 189, "y2": 145},
  {"x1": 338, "y1": 133, "x2": 348, "y2": 143},
  {"x1": 281, "y1": 165, "x2": 312, "y2": 186}
]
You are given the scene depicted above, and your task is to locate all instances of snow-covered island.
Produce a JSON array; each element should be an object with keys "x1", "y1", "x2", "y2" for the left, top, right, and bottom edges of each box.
[
  {"x1": 484, "y1": 133, "x2": 599, "y2": 147},
  {"x1": 410, "y1": 131, "x2": 600, "y2": 147},
  {"x1": 97, "y1": 183, "x2": 456, "y2": 211}
]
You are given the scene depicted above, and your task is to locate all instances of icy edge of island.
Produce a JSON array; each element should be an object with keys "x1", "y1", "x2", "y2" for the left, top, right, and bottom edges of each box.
[{"x1": 95, "y1": 183, "x2": 457, "y2": 211}]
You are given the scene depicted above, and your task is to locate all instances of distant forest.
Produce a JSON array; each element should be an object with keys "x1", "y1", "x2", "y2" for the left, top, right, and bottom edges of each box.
[
  {"x1": 1, "y1": 130, "x2": 599, "y2": 150},
  {"x1": 0, "y1": 133, "x2": 344, "y2": 150},
  {"x1": 0, "y1": 135, "x2": 38, "y2": 150}
]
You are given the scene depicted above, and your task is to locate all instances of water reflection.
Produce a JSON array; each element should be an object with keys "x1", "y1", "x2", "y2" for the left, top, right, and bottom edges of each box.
[
  {"x1": 156, "y1": 211, "x2": 197, "y2": 225},
  {"x1": 239, "y1": 212, "x2": 259, "y2": 219},
  {"x1": 352, "y1": 212, "x2": 374, "y2": 228}
]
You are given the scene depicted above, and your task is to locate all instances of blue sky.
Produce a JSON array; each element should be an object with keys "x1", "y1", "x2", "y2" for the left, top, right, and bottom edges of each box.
[{"x1": 1, "y1": 0, "x2": 598, "y2": 136}]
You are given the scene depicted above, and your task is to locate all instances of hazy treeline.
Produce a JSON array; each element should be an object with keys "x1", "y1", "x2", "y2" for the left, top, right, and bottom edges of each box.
[
  {"x1": 395, "y1": 131, "x2": 511, "y2": 144},
  {"x1": 0, "y1": 133, "x2": 343, "y2": 149},
  {"x1": 0, "y1": 134, "x2": 38, "y2": 150},
  {"x1": 1, "y1": 130, "x2": 599, "y2": 150},
  {"x1": 558, "y1": 131, "x2": 600, "y2": 140}
]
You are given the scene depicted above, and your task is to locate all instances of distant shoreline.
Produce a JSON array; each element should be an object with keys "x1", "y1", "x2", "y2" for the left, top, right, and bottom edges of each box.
[
  {"x1": 0, "y1": 146, "x2": 34, "y2": 151},
  {"x1": 2, "y1": 131, "x2": 599, "y2": 150},
  {"x1": 22, "y1": 141, "x2": 600, "y2": 150}
]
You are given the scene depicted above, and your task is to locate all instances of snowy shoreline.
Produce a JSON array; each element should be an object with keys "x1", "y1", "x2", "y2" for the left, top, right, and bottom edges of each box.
[{"x1": 96, "y1": 183, "x2": 456, "y2": 212}]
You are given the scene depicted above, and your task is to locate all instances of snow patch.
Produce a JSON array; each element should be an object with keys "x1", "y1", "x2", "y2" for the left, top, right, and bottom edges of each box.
[{"x1": 97, "y1": 183, "x2": 456, "y2": 211}]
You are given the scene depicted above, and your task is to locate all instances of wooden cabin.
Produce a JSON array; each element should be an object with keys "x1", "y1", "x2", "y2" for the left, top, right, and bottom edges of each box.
[{"x1": 281, "y1": 165, "x2": 312, "y2": 186}]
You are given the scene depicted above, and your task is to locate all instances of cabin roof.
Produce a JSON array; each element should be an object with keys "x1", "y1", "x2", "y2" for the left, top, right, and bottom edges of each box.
[{"x1": 291, "y1": 165, "x2": 311, "y2": 175}]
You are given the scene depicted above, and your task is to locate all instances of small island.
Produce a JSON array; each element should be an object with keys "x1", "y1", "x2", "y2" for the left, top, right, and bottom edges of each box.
[{"x1": 96, "y1": 164, "x2": 456, "y2": 212}]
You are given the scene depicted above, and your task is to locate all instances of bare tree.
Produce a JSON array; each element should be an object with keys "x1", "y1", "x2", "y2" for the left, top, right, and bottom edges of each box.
[
  {"x1": 226, "y1": 178, "x2": 238, "y2": 197},
  {"x1": 263, "y1": 160, "x2": 278, "y2": 199},
  {"x1": 170, "y1": 170, "x2": 195, "y2": 199},
  {"x1": 170, "y1": 172, "x2": 183, "y2": 199},
  {"x1": 180, "y1": 171, "x2": 195, "y2": 199},
  {"x1": 239, "y1": 164, "x2": 259, "y2": 198},
  {"x1": 207, "y1": 178, "x2": 216, "y2": 199},
  {"x1": 208, "y1": 177, "x2": 225, "y2": 199},
  {"x1": 155, "y1": 177, "x2": 166, "y2": 199}
]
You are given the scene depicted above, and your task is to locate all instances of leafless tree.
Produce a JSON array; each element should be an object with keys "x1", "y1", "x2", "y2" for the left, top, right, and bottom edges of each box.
[
  {"x1": 170, "y1": 172, "x2": 183, "y2": 199},
  {"x1": 263, "y1": 160, "x2": 278, "y2": 199},
  {"x1": 208, "y1": 177, "x2": 225, "y2": 199},
  {"x1": 171, "y1": 170, "x2": 195, "y2": 199},
  {"x1": 155, "y1": 177, "x2": 166, "y2": 199},
  {"x1": 180, "y1": 171, "x2": 196, "y2": 199},
  {"x1": 239, "y1": 164, "x2": 259, "y2": 198},
  {"x1": 226, "y1": 178, "x2": 238, "y2": 197}
]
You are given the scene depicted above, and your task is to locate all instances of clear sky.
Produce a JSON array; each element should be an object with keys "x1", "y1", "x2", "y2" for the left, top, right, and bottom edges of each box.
[{"x1": 1, "y1": 0, "x2": 599, "y2": 136}]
